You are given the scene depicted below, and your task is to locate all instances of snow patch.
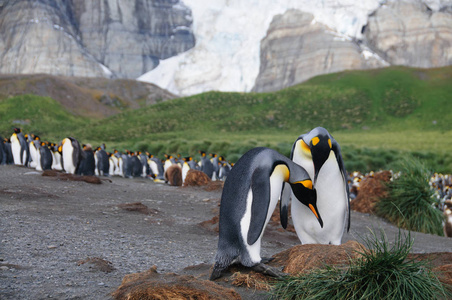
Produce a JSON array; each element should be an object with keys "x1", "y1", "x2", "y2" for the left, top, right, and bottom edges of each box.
[{"x1": 138, "y1": 0, "x2": 447, "y2": 96}]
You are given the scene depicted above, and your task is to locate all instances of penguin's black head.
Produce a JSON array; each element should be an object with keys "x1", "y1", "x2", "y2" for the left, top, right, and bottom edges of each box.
[
  {"x1": 13, "y1": 127, "x2": 21, "y2": 134},
  {"x1": 289, "y1": 181, "x2": 323, "y2": 228},
  {"x1": 300, "y1": 127, "x2": 333, "y2": 184}
]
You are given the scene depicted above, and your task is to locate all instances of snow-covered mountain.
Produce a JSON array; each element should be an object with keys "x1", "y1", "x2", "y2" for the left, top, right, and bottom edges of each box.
[
  {"x1": 0, "y1": 0, "x2": 450, "y2": 96},
  {"x1": 138, "y1": 0, "x2": 451, "y2": 96}
]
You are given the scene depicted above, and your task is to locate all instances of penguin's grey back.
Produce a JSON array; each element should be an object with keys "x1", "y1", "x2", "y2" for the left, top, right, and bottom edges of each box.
[{"x1": 39, "y1": 144, "x2": 53, "y2": 170}]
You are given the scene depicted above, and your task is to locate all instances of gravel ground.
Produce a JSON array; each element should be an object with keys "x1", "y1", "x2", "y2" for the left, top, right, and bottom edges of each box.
[{"x1": 1, "y1": 164, "x2": 451, "y2": 299}]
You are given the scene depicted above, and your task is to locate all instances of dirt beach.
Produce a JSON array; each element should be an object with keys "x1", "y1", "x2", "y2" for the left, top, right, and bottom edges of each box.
[{"x1": 1, "y1": 165, "x2": 451, "y2": 299}]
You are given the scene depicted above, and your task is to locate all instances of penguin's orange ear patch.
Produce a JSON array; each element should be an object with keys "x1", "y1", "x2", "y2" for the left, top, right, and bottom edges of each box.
[
  {"x1": 297, "y1": 179, "x2": 313, "y2": 190},
  {"x1": 328, "y1": 139, "x2": 332, "y2": 149},
  {"x1": 311, "y1": 136, "x2": 320, "y2": 146}
]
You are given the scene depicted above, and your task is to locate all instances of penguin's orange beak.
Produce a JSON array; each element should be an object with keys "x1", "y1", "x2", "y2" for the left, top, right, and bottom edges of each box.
[{"x1": 308, "y1": 200, "x2": 323, "y2": 228}]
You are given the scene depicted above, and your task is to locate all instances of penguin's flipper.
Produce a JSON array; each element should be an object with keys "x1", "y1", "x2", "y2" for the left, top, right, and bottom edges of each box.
[
  {"x1": 280, "y1": 182, "x2": 291, "y2": 229},
  {"x1": 332, "y1": 141, "x2": 351, "y2": 232},
  {"x1": 248, "y1": 169, "x2": 271, "y2": 245}
]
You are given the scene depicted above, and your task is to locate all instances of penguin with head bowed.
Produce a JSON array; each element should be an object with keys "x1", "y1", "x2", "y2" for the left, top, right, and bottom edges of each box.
[
  {"x1": 210, "y1": 147, "x2": 322, "y2": 280},
  {"x1": 148, "y1": 154, "x2": 165, "y2": 182},
  {"x1": 60, "y1": 137, "x2": 83, "y2": 174},
  {"x1": 10, "y1": 128, "x2": 30, "y2": 167},
  {"x1": 188, "y1": 156, "x2": 199, "y2": 170},
  {"x1": 287, "y1": 127, "x2": 350, "y2": 245}
]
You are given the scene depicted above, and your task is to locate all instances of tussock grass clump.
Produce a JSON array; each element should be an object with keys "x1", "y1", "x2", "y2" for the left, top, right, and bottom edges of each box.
[
  {"x1": 269, "y1": 230, "x2": 451, "y2": 300},
  {"x1": 375, "y1": 157, "x2": 444, "y2": 236}
]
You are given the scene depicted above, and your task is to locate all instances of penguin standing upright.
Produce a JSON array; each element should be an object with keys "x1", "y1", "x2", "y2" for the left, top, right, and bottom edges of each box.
[
  {"x1": 78, "y1": 144, "x2": 95, "y2": 176},
  {"x1": 210, "y1": 147, "x2": 322, "y2": 280},
  {"x1": 188, "y1": 157, "x2": 199, "y2": 170},
  {"x1": 39, "y1": 142, "x2": 53, "y2": 171},
  {"x1": 218, "y1": 161, "x2": 232, "y2": 180},
  {"x1": 138, "y1": 152, "x2": 149, "y2": 177},
  {"x1": 28, "y1": 135, "x2": 40, "y2": 168},
  {"x1": 181, "y1": 157, "x2": 191, "y2": 183},
  {"x1": 210, "y1": 153, "x2": 220, "y2": 180},
  {"x1": 10, "y1": 128, "x2": 29, "y2": 166},
  {"x1": 34, "y1": 141, "x2": 43, "y2": 171},
  {"x1": 199, "y1": 151, "x2": 214, "y2": 179},
  {"x1": 0, "y1": 136, "x2": 5, "y2": 165},
  {"x1": 288, "y1": 127, "x2": 350, "y2": 245},
  {"x1": 148, "y1": 154, "x2": 165, "y2": 182},
  {"x1": 51, "y1": 143, "x2": 63, "y2": 171},
  {"x1": 95, "y1": 146, "x2": 110, "y2": 176},
  {"x1": 109, "y1": 152, "x2": 118, "y2": 176},
  {"x1": 113, "y1": 150, "x2": 123, "y2": 176},
  {"x1": 60, "y1": 137, "x2": 83, "y2": 174},
  {"x1": 3, "y1": 138, "x2": 14, "y2": 165},
  {"x1": 130, "y1": 152, "x2": 142, "y2": 178}
]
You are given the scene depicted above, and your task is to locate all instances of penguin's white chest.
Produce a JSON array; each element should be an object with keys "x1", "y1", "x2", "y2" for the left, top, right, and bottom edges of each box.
[
  {"x1": 293, "y1": 152, "x2": 347, "y2": 245},
  {"x1": 11, "y1": 134, "x2": 22, "y2": 165},
  {"x1": 62, "y1": 142, "x2": 75, "y2": 174},
  {"x1": 239, "y1": 165, "x2": 287, "y2": 263},
  {"x1": 29, "y1": 142, "x2": 38, "y2": 168}
]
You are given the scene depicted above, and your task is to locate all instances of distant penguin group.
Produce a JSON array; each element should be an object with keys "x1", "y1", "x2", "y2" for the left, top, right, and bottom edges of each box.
[
  {"x1": 210, "y1": 127, "x2": 350, "y2": 280},
  {"x1": 1, "y1": 128, "x2": 234, "y2": 185}
]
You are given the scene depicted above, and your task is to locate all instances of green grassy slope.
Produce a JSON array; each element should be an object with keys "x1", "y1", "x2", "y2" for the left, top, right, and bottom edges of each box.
[
  {"x1": 1, "y1": 66, "x2": 451, "y2": 172},
  {"x1": 0, "y1": 94, "x2": 87, "y2": 142}
]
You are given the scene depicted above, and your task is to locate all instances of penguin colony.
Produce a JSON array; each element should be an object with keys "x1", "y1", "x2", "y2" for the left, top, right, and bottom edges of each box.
[
  {"x1": 1, "y1": 127, "x2": 350, "y2": 279},
  {"x1": 2, "y1": 127, "x2": 451, "y2": 279},
  {"x1": 0, "y1": 128, "x2": 233, "y2": 184}
]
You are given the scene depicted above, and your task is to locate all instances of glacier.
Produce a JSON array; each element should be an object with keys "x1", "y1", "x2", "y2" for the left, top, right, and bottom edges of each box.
[{"x1": 138, "y1": 0, "x2": 449, "y2": 96}]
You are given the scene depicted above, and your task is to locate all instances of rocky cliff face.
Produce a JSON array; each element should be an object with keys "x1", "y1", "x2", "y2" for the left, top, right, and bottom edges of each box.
[
  {"x1": 253, "y1": 9, "x2": 388, "y2": 93},
  {"x1": 0, "y1": 0, "x2": 195, "y2": 79},
  {"x1": 253, "y1": 1, "x2": 452, "y2": 93},
  {"x1": 363, "y1": 1, "x2": 452, "y2": 68}
]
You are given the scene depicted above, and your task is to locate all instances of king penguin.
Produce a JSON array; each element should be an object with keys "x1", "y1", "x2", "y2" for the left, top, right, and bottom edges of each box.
[
  {"x1": 199, "y1": 151, "x2": 214, "y2": 179},
  {"x1": 60, "y1": 137, "x2": 83, "y2": 174},
  {"x1": 28, "y1": 135, "x2": 40, "y2": 168},
  {"x1": 0, "y1": 136, "x2": 5, "y2": 165},
  {"x1": 10, "y1": 128, "x2": 30, "y2": 167},
  {"x1": 288, "y1": 127, "x2": 350, "y2": 245},
  {"x1": 77, "y1": 144, "x2": 95, "y2": 176},
  {"x1": 210, "y1": 147, "x2": 322, "y2": 280},
  {"x1": 95, "y1": 145, "x2": 110, "y2": 176},
  {"x1": 39, "y1": 142, "x2": 53, "y2": 171}
]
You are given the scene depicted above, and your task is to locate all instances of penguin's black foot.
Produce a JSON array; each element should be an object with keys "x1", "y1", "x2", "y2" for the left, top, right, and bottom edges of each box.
[
  {"x1": 260, "y1": 257, "x2": 275, "y2": 264},
  {"x1": 252, "y1": 263, "x2": 287, "y2": 278},
  {"x1": 210, "y1": 263, "x2": 227, "y2": 281}
]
